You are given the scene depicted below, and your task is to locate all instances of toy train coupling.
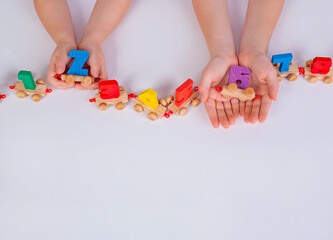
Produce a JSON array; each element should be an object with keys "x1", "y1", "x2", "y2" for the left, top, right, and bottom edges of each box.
[
  {"x1": 215, "y1": 86, "x2": 223, "y2": 92},
  {"x1": 0, "y1": 94, "x2": 6, "y2": 99},
  {"x1": 89, "y1": 98, "x2": 96, "y2": 103},
  {"x1": 194, "y1": 86, "x2": 199, "y2": 92},
  {"x1": 298, "y1": 67, "x2": 305, "y2": 75},
  {"x1": 164, "y1": 110, "x2": 174, "y2": 118},
  {"x1": 46, "y1": 89, "x2": 52, "y2": 94},
  {"x1": 54, "y1": 74, "x2": 62, "y2": 80},
  {"x1": 128, "y1": 93, "x2": 138, "y2": 99},
  {"x1": 9, "y1": 85, "x2": 15, "y2": 90}
]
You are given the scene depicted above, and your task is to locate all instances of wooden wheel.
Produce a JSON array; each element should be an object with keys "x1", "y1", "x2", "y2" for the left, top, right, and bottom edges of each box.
[
  {"x1": 119, "y1": 86, "x2": 124, "y2": 91},
  {"x1": 16, "y1": 91, "x2": 26, "y2": 98},
  {"x1": 309, "y1": 76, "x2": 318, "y2": 84},
  {"x1": 148, "y1": 112, "x2": 158, "y2": 121},
  {"x1": 134, "y1": 104, "x2": 143, "y2": 112},
  {"x1": 99, "y1": 103, "x2": 108, "y2": 111},
  {"x1": 82, "y1": 76, "x2": 93, "y2": 86},
  {"x1": 158, "y1": 98, "x2": 167, "y2": 107},
  {"x1": 65, "y1": 75, "x2": 75, "y2": 84},
  {"x1": 287, "y1": 74, "x2": 297, "y2": 81},
  {"x1": 191, "y1": 98, "x2": 200, "y2": 107},
  {"x1": 244, "y1": 87, "x2": 255, "y2": 97},
  {"x1": 36, "y1": 79, "x2": 45, "y2": 85},
  {"x1": 306, "y1": 60, "x2": 313, "y2": 67},
  {"x1": 31, "y1": 94, "x2": 41, "y2": 102},
  {"x1": 115, "y1": 102, "x2": 125, "y2": 110},
  {"x1": 227, "y1": 83, "x2": 238, "y2": 92},
  {"x1": 324, "y1": 77, "x2": 333, "y2": 84},
  {"x1": 178, "y1": 107, "x2": 188, "y2": 116},
  {"x1": 277, "y1": 75, "x2": 283, "y2": 82},
  {"x1": 166, "y1": 96, "x2": 174, "y2": 104}
]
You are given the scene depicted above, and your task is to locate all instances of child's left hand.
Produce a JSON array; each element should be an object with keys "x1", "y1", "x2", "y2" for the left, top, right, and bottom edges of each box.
[
  {"x1": 238, "y1": 51, "x2": 279, "y2": 123},
  {"x1": 76, "y1": 41, "x2": 108, "y2": 90}
]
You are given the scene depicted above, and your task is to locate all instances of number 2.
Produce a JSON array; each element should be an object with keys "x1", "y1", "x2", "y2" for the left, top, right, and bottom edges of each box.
[
  {"x1": 67, "y1": 50, "x2": 89, "y2": 76},
  {"x1": 175, "y1": 79, "x2": 193, "y2": 107},
  {"x1": 99, "y1": 80, "x2": 120, "y2": 100}
]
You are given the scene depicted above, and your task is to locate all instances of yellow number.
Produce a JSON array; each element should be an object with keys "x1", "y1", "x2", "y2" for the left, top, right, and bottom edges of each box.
[{"x1": 138, "y1": 89, "x2": 159, "y2": 109}]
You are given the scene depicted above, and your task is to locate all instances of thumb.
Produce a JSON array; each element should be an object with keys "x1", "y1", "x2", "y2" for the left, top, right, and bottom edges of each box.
[
  {"x1": 55, "y1": 55, "x2": 69, "y2": 74},
  {"x1": 267, "y1": 70, "x2": 279, "y2": 101},
  {"x1": 199, "y1": 71, "x2": 212, "y2": 104}
]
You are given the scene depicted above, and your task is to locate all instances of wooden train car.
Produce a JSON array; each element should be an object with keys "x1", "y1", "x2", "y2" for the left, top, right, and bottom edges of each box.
[
  {"x1": 133, "y1": 89, "x2": 167, "y2": 121},
  {"x1": 303, "y1": 57, "x2": 333, "y2": 84},
  {"x1": 90, "y1": 80, "x2": 128, "y2": 111},
  {"x1": 273, "y1": 64, "x2": 300, "y2": 82},
  {"x1": 166, "y1": 79, "x2": 200, "y2": 116},
  {"x1": 217, "y1": 83, "x2": 256, "y2": 102},
  {"x1": 55, "y1": 74, "x2": 97, "y2": 86}
]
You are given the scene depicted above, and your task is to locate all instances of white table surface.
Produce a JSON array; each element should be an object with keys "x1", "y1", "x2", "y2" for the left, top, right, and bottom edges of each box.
[{"x1": 1, "y1": 0, "x2": 333, "y2": 239}]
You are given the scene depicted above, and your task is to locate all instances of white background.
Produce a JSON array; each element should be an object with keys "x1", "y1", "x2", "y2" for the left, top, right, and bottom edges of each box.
[{"x1": 1, "y1": 0, "x2": 333, "y2": 239}]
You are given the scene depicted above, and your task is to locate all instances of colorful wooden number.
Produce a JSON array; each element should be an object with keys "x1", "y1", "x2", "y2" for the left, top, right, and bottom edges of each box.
[
  {"x1": 17, "y1": 70, "x2": 36, "y2": 90},
  {"x1": 175, "y1": 79, "x2": 193, "y2": 107},
  {"x1": 99, "y1": 80, "x2": 120, "y2": 100},
  {"x1": 228, "y1": 66, "x2": 250, "y2": 90},
  {"x1": 311, "y1": 57, "x2": 332, "y2": 74},
  {"x1": 138, "y1": 89, "x2": 159, "y2": 109},
  {"x1": 272, "y1": 53, "x2": 293, "y2": 72},
  {"x1": 67, "y1": 50, "x2": 89, "y2": 76}
]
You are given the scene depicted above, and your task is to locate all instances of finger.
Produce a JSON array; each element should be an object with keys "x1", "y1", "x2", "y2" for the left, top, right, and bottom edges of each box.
[
  {"x1": 243, "y1": 100, "x2": 253, "y2": 123},
  {"x1": 258, "y1": 95, "x2": 272, "y2": 123},
  {"x1": 205, "y1": 98, "x2": 219, "y2": 128},
  {"x1": 267, "y1": 70, "x2": 279, "y2": 101},
  {"x1": 223, "y1": 100, "x2": 235, "y2": 125},
  {"x1": 89, "y1": 60, "x2": 100, "y2": 79},
  {"x1": 55, "y1": 55, "x2": 70, "y2": 75},
  {"x1": 239, "y1": 101, "x2": 246, "y2": 117},
  {"x1": 231, "y1": 98, "x2": 240, "y2": 118},
  {"x1": 47, "y1": 63, "x2": 72, "y2": 89},
  {"x1": 99, "y1": 62, "x2": 108, "y2": 80},
  {"x1": 249, "y1": 97, "x2": 261, "y2": 124},
  {"x1": 216, "y1": 101, "x2": 230, "y2": 129}
]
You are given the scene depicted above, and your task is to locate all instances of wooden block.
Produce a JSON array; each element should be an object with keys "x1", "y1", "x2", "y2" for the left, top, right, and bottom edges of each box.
[
  {"x1": 95, "y1": 89, "x2": 128, "y2": 106},
  {"x1": 220, "y1": 83, "x2": 255, "y2": 102},
  {"x1": 133, "y1": 98, "x2": 167, "y2": 119},
  {"x1": 168, "y1": 91, "x2": 198, "y2": 115},
  {"x1": 272, "y1": 53, "x2": 293, "y2": 72},
  {"x1": 67, "y1": 50, "x2": 89, "y2": 76},
  {"x1": 175, "y1": 79, "x2": 193, "y2": 107},
  {"x1": 138, "y1": 89, "x2": 159, "y2": 109},
  {"x1": 18, "y1": 71, "x2": 36, "y2": 90},
  {"x1": 228, "y1": 66, "x2": 250, "y2": 89},
  {"x1": 311, "y1": 57, "x2": 332, "y2": 74},
  {"x1": 14, "y1": 81, "x2": 46, "y2": 97},
  {"x1": 274, "y1": 64, "x2": 299, "y2": 81}
]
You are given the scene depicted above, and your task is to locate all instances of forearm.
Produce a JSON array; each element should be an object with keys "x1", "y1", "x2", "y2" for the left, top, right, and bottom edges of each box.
[
  {"x1": 80, "y1": 0, "x2": 131, "y2": 46},
  {"x1": 34, "y1": 0, "x2": 76, "y2": 46},
  {"x1": 240, "y1": 0, "x2": 285, "y2": 55},
  {"x1": 192, "y1": 0, "x2": 236, "y2": 58}
]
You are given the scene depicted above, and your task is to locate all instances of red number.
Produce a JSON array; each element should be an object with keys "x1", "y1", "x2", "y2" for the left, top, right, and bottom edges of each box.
[
  {"x1": 175, "y1": 79, "x2": 193, "y2": 107},
  {"x1": 99, "y1": 80, "x2": 120, "y2": 100},
  {"x1": 311, "y1": 57, "x2": 332, "y2": 74}
]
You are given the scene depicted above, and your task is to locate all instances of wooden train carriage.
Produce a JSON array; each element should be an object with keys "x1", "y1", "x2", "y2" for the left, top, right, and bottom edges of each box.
[
  {"x1": 219, "y1": 83, "x2": 255, "y2": 102},
  {"x1": 14, "y1": 79, "x2": 47, "y2": 102},
  {"x1": 304, "y1": 60, "x2": 333, "y2": 84},
  {"x1": 95, "y1": 86, "x2": 128, "y2": 111},
  {"x1": 274, "y1": 64, "x2": 300, "y2": 82},
  {"x1": 133, "y1": 98, "x2": 167, "y2": 121},
  {"x1": 167, "y1": 91, "x2": 200, "y2": 116}
]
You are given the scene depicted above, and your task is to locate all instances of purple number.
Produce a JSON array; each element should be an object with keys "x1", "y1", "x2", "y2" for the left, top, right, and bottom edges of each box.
[{"x1": 228, "y1": 66, "x2": 250, "y2": 89}]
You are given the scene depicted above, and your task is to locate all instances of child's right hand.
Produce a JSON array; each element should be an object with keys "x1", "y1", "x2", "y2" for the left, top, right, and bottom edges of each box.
[
  {"x1": 47, "y1": 43, "x2": 77, "y2": 89},
  {"x1": 199, "y1": 54, "x2": 239, "y2": 128}
]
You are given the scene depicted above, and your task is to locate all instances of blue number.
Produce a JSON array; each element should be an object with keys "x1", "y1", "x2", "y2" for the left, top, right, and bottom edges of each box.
[
  {"x1": 67, "y1": 50, "x2": 89, "y2": 76},
  {"x1": 272, "y1": 53, "x2": 293, "y2": 73}
]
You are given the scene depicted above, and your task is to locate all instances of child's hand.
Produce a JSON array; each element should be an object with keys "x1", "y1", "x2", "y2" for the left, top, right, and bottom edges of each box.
[
  {"x1": 76, "y1": 41, "x2": 108, "y2": 90},
  {"x1": 47, "y1": 43, "x2": 76, "y2": 89},
  {"x1": 199, "y1": 54, "x2": 240, "y2": 128},
  {"x1": 238, "y1": 51, "x2": 279, "y2": 123}
]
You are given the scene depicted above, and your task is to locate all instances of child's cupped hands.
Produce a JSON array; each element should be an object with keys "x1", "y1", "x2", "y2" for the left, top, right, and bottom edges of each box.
[
  {"x1": 238, "y1": 51, "x2": 279, "y2": 124},
  {"x1": 199, "y1": 53, "x2": 241, "y2": 129}
]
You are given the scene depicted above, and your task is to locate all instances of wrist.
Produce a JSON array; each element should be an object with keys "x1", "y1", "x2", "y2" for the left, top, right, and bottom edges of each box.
[{"x1": 79, "y1": 34, "x2": 104, "y2": 49}]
